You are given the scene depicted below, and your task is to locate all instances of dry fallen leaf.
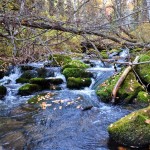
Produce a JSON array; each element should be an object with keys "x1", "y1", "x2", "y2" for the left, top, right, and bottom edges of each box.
[{"x1": 145, "y1": 119, "x2": 150, "y2": 124}]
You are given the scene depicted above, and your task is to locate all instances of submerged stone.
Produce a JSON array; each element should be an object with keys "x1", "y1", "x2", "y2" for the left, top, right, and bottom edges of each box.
[
  {"x1": 18, "y1": 84, "x2": 40, "y2": 96},
  {"x1": 67, "y1": 77, "x2": 91, "y2": 89},
  {"x1": 108, "y1": 106, "x2": 150, "y2": 148}
]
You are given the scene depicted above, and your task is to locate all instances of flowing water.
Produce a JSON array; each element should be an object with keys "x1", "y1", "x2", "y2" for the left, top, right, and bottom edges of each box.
[{"x1": 0, "y1": 58, "x2": 139, "y2": 150}]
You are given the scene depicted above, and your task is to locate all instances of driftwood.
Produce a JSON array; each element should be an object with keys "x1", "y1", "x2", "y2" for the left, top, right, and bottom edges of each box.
[{"x1": 111, "y1": 56, "x2": 139, "y2": 103}]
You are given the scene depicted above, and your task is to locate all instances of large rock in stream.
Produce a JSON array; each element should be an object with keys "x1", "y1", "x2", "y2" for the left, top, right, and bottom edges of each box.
[
  {"x1": 96, "y1": 71, "x2": 144, "y2": 104},
  {"x1": 0, "y1": 85, "x2": 7, "y2": 98},
  {"x1": 135, "y1": 54, "x2": 150, "y2": 89},
  {"x1": 108, "y1": 106, "x2": 150, "y2": 148}
]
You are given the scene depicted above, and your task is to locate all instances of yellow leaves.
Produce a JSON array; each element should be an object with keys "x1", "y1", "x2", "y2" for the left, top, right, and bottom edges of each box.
[{"x1": 129, "y1": 87, "x2": 134, "y2": 92}]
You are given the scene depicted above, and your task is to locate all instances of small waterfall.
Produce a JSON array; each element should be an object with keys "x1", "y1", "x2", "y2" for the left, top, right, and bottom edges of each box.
[
  {"x1": 0, "y1": 66, "x2": 21, "y2": 85},
  {"x1": 0, "y1": 66, "x2": 23, "y2": 106}
]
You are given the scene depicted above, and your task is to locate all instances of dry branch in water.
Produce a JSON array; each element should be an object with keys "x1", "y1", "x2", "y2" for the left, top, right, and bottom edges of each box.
[{"x1": 111, "y1": 56, "x2": 139, "y2": 103}]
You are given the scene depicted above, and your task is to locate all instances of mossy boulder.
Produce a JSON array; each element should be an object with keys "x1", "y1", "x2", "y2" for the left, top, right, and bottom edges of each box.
[
  {"x1": 16, "y1": 78, "x2": 29, "y2": 84},
  {"x1": 67, "y1": 77, "x2": 91, "y2": 89},
  {"x1": 29, "y1": 78, "x2": 50, "y2": 89},
  {"x1": 96, "y1": 71, "x2": 143, "y2": 103},
  {"x1": 49, "y1": 54, "x2": 72, "y2": 67},
  {"x1": 20, "y1": 70, "x2": 38, "y2": 79},
  {"x1": 108, "y1": 106, "x2": 150, "y2": 148},
  {"x1": 136, "y1": 54, "x2": 150, "y2": 86},
  {"x1": 18, "y1": 84, "x2": 40, "y2": 96},
  {"x1": 137, "y1": 91, "x2": 150, "y2": 104},
  {"x1": 47, "y1": 78, "x2": 63, "y2": 85},
  {"x1": 63, "y1": 60, "x2": 90, "y2": 70},
  {"x1": 0, "y1": 85, "x2": 7, "y2": 98},
  {"x1": 29, "y1": 78, "x2": 63, "y2": 89},
  {"x1": 63, "y1": 68, "x2": 93, "y2": 79}
]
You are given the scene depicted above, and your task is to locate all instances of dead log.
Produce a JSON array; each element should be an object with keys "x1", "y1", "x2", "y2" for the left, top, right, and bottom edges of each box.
[
  {"x1": 1, "y1": 16, "x2": 150, "y2": 49},
  {"x1": 111, "y1": 56, "x2": 139, "y2": 103}
]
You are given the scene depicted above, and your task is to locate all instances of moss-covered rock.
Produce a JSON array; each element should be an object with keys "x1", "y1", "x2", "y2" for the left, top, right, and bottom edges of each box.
[
  {"x1": 30, "y1": 77, "x2": 63, "y2": 85},
  {"x1": 0, "y1": 85, "x2": 7, "y2": 98},
  {"x1": 47, "y1": 78, "x2": 63, "y2": 85},
  {"x1": 20, "y1": 70, "x2": 38, "y2": 79},
  {"x1": 100, "y1": 50, "x2": 109, "y2": 59},
  {"x1": 96, "y1": 71, "x2": 144, "y2": 103},
  {"x1": 18, "y1": 84, "x2": 40, "y2": 96},
  {"x1": 16, "y1": 78, "x2": 29, "y2": 84},
  {"x1": 136, "y1": 54, "x2": 150, "y2": 86},
  {"x1": 108, "y1": 106, "x2": 150, "y2": 148},
  {"x1": 49, "y1": 54, "x2": 72, "y2": 67},
  {"x1": 67, "y1": 77, "x2": 91, "y2": 89},
  {"x1": 63, "y1": 68, "x2": 93, "y2": 79},
  {"x1": 29, "y1": 78, "x2": 50, "y2": 89},
  {"x1": 137, "y1": 91, "x2": 150, "y2": 103},
  {"x1": 63, "y1": 60, "x2": 90, "y2": 70}
]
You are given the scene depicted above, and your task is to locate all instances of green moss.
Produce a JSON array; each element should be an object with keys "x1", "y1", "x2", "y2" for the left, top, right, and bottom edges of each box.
[
  {"x1": 63, "y1": 68, "x2": 92, "y2": 79},
  {"x1": 132, "y1": 47, "x2": 142, "y2": 52},
  {"x1": 63, "y1": 60, "x2": 90, "y2": 70},
  {"x1": 109, "y1": 49, "x2": 122, "y2": 54},
  {"x1": 18, "y1": 84, "x2": 40, "y2": 96},
  {"x1": 136, "y1": 54, "x2": 150, "y2": 84},
  {"x1": 29, "y1": 78, "x2": 49, "y2": 89},
  {"x1": 67, "y1": 77, "x2": 91, "y2": 89},
  {"x1": 137, "y1": 91, "x2": 150, "y2": 103},
  {"x1": 96, "y1": 73, "x2": 121, "y2": 103},
  {"x1": 96, "y1": 71, "x2": 143, "y2": 103},
  {"x1": 100, "y1": 50, "x2": 109, "y2": 59},
  {"x1": 16, "y1": 78, "x2": 29, "y2": 83},
  {"x1": 49, "y1": 54, "x2": 72, "y2": 67},
  {"x1": 108, "y1": 106, "x2": 150, "y2": 147},
  {"x1": 29, "y1": 77, "x2": 63, "y2": 89},
  {"x1": 0, "y1": 85, "x2": 7, "y2": 98}
]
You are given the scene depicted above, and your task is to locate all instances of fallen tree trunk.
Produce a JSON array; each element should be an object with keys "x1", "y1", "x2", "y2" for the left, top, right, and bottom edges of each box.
[
  {"x1": 111, "y1": 56, "x2": 139, "y2": 103},
  {"x1": 0, "y1": 15, "x2": 150, "y2": 49}
]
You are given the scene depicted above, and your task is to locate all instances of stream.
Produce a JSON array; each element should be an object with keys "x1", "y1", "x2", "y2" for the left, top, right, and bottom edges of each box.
[{"x1": 0, "y1": 56, "x2": 138, "y2": 150}]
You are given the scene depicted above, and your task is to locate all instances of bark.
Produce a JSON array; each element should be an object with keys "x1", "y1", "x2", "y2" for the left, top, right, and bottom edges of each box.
[
  {"x1": 111, "y1": 56, "x2": 139, "y2": 103},
  {"x1": 0, "y1": 15, "x2": 150, "y2": 48}
]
